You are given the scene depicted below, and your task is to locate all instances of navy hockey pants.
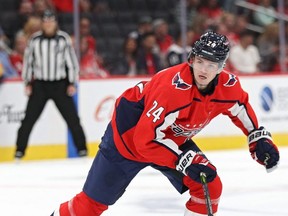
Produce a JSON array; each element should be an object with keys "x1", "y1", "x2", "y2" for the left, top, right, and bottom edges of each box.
[{"x1": 83, "y1": 124, "x2": 203, "y2": 205}]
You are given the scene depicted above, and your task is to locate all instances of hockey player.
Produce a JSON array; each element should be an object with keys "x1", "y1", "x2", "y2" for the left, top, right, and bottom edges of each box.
[{"x1": 51, "y1": 31, "x2": 279, "y2": 215}]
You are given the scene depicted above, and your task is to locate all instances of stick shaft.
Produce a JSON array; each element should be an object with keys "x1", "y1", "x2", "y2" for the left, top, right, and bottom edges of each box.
[{"x1": 200, "y1": 172, "x2": 213, "y2": 216}]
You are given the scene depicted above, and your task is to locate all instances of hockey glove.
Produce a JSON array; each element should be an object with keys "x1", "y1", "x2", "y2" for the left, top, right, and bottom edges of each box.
[
  {"x1": 176, "y1": 150, "x2": 217, "y2": 183},
  {"x1": 248, "y1": 126, "x2": 279, "y2": 172}
]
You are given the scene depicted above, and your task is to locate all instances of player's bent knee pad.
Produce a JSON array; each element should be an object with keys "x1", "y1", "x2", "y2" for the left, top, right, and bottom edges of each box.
[
  {"x1": 207, "y1": 175, "x2": 222, "y2": 200},
  {"x1": 55, "y1": 191, "x2": 108, "y2": 216},
  {"x1": 184, "y1": 175, "x2": 222, "y2": 214}
]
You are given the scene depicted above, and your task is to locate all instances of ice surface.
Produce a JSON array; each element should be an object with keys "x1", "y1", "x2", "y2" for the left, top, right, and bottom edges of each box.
[{"x1": 0, "y1": 147, "x2": 287, "y2": 216}]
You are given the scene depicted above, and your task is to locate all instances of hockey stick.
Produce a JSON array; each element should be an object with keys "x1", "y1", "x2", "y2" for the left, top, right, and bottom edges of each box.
[{"x1": 200, "y1": 172, "x2": 213, "y2": 216}]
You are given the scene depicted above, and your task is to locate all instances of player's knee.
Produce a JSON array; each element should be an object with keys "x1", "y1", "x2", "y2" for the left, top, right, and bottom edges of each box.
[
  {"x1": 208, "y1": 175, "x2": 222, "y2": 200},
  {"x1": 184, "y1": 174, "x2": 222, "y2": 214},
  {"x1": 203, "y1": 175, "x2": 222, "y2": 213},
  {"x1": 184, "y1": 174, "x2": 222, "y2": 199},
  {"x1": 52, "y1": 191, "x2": 108, "y2": 216}
]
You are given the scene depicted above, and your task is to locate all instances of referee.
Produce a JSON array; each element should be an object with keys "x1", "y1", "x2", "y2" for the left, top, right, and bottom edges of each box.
[{"x1": 15, "y1": 10, "x2": 87, "y2": 159}]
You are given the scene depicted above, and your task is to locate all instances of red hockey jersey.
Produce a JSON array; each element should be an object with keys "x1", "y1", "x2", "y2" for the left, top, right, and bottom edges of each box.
[{"x1": 111, "y1": 63, "x2": 258, "y2": 169}]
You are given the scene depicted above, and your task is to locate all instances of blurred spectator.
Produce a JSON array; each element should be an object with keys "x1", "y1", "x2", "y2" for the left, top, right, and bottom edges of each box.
[
  {"x1": 219, "y1": 12, "x2": 240, "y2": 47},
  {"x1": 34, "y1": 0, "x2": 53, "y2": 16},
  {"x1": 276, "y1": 0, "x2": 288, "y2": 14},
  {"x1": 129, "y1": 16, "x2": 153, "y2": 46},
  {"x1": 0, "y1": 26, "x2": 12, "y2": 54},
  {"x1": 92, "y1": 0, "x2": 110, "y2": 13},
  {"x1": 166, "y1": 28, "x2": 194, "y2": 67},
  {"x1": 50, "y1": 0, "x2": 73, "y2": 12},
  {"x1": 17, "y1": 16, "x2": 42, "y2": 39},
  {"x1": 9, "y1": 33, "x2": 28, "y2": 76},
  {"x1": 174, "y1": 0, "x2": 201, "y2": 27},
  {"x1": 16, "y1": 0, "x2": 34, "y2": 33},
  {"x1": 221, "y1": 0, "x2": 243, "y2": 13},
  {"x1": 253, "y1": 0, "x2": 276, "y2": 27},
  {"x1": 190, "y1": 14, "x2": 210, "y2": 41},
  {"x1": 233, "y1": 15, "x2": 249, "y2": 38},
  {"x1": 0, "y1": 50, "x2": 18, "y2": 81},
  {"x1": 248, "y1": 0, "x2": 260, "y2": 4},
  {"x1": 80, "y1": 16, "x2": 96, "y2": 52},
  {"x1": 229, "y1": 31, "x2": 261, "y2": 74},
  {"x1": 257, "y1": 22, "x2": 279, "y2": 72},
  {"x1": 153, "y1": 19, "x2": 174, "y2": 56},
  {"x1": 271, "y1": 22, "x2": 288, "y2": 72},
  {"x1": 0, "y1": 27, "x2": 14, "y2": 81},
  {"x1": 111, "y1": 36, "x2": 138, "y2": 76},
  {"x1": 79, "y1": 36, "x2": 109, "y2": 78},
  {"x1": 152, "y1": 18, "x2": 174, "y2": 68},
  {"x1": 136, "y1": 32, "x2": 163, "y2": 75},
  {"x1": 18, "y1": 0, "x2": 34, "y2": 18},
  {"x1": 79, "y1": 0, "x2": 92, "y2": 12},
  {"x1": 50, "y1": 0, "x2": 92, "y2": 12},
  {"x1": 198, "y1": 0, "x2": 223, "y2": 25},
  {"x1": 272, "y1": 48, "x2": 288, "y2": 72}
]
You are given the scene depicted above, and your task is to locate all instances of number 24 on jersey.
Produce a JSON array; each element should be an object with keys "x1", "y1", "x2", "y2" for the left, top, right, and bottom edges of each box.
[{"x1": 146, "y1": 100, "x2": 164, "y2": 123}]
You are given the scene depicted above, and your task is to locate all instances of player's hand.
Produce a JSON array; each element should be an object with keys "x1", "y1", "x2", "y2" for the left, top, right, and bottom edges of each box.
[
  {"x1": 248, "y1": 126, "x2": 280, "y2": 172},
  {"x1": 176, "y1": 150, "x2": 217, "y2": 183},
  {"x1": 67, "y1": 84, "x2": 76, "y2": 96},
  {"x1": 25, "y1": 84, "x2": 32, "y2": 96}
]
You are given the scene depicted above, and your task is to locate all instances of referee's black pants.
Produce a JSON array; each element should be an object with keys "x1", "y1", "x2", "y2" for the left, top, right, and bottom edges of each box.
[{"x1": 16, "y1": 79, "x2": 87, "y2": 155}]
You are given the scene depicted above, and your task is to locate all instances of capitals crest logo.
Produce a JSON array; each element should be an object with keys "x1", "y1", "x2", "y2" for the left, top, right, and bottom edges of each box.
[
  {"x1": 172, "y1": 72, "x2": 192, "y2": 90},
  {"x1": 171, "y1": 123, "x2": 201, "y2": 139},
  {"x1": 224, "y1": 73, "x2": 237, "y2": 87}
]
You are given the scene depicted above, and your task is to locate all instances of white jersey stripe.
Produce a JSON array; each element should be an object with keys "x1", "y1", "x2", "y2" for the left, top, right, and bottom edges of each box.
[
  {"x1": 228, "y1": 102, "x2": 254, "y2": 132},
  {"x1": 154, "y1": 111, "x2": 182, "y2": 155}
]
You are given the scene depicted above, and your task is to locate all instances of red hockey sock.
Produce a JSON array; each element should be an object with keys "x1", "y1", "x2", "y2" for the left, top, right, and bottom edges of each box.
[
  {"x1": 184, "y1": 175, "x2": 222, "y2": 214},
  {"x1": 59, "y1": 191, "x2": 108, "y2": 216}
]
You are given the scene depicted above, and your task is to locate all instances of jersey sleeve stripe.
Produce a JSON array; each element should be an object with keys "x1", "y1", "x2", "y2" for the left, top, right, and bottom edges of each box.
[{"x1": 228, "y1": 102, "x2": 256, "y2": 132}]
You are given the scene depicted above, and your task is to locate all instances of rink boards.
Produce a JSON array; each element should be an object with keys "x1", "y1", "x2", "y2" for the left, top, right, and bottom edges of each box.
[{"x1": 0, "y1": 74, "x2": 287, "y2": 162}]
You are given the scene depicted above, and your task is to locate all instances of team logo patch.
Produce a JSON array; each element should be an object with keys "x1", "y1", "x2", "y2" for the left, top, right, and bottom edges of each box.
[
  {"x1": 224, "y1": 73, "x2": 237, "y2": 87},
  {"x1": 172, "y1": 72, "x2": 192, "y2": 90},
  {"x1": 171, "y1": 123, "x2": 201, "y2": 138}
]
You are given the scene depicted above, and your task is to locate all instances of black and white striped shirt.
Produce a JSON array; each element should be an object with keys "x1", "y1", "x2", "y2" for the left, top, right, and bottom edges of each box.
[{"x1": 22, "y1": 30, "x2": 79, "y2": 84}]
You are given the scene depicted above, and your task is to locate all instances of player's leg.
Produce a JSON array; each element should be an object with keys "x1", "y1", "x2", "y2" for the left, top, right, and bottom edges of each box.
[
  {"x1": 181, "y1": 140, "x2": 222, "y2": 215},
  {"x1": 52, "y1": 123, "x2": 148, "y2": 215},
  {"x1": 153, "y1": 140, "x2": 222, "y2": 215},
  {"x1": 51, "y1": 191, "x2": 108, "y2": 216},
  {"x1": 83, "y1": 124, "x2": 148, "y2": 205},
  {"x1": 182, "y1": 140, "x2": 222, "y2": 215},
  {"x1": 152, "y1": 166, "x2": 222, "y2": 216},
  {"x1": 52, "y1": 80, "x2": 87, "y2": 156},
  {"x1": 15, "y1": 81, "x2": 48, "y2": 158},
  {"x1": 183, "y1": 175, "x2": 222, "y2": 215}
]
